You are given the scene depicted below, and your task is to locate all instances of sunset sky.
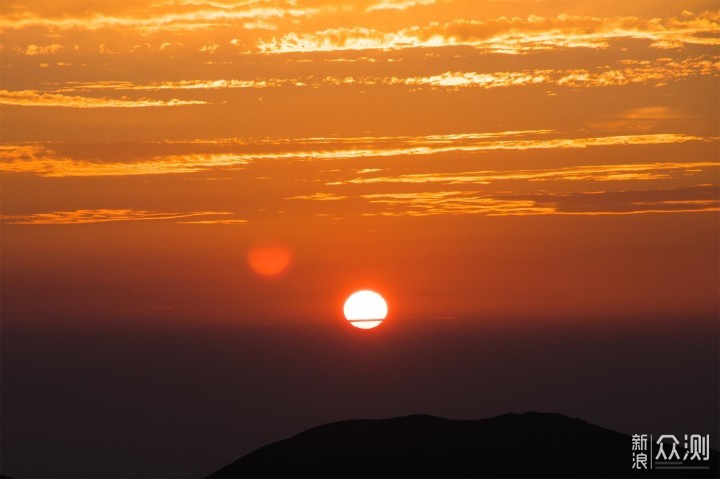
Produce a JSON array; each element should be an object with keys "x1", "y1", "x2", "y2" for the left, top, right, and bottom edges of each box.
[{"x1": 1, "y1": 0, "x2": 718, "y2": 477}]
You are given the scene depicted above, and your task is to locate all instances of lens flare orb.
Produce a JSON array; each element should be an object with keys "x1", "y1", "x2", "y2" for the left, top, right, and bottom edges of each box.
[{"x1": 248, "y1": 246, "x2": 291, "y2": 277}]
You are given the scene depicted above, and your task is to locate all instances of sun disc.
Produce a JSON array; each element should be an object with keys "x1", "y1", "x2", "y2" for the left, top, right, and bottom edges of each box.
[{"x1": 344, "y1": 290, "x2": 388, "y2": 329}]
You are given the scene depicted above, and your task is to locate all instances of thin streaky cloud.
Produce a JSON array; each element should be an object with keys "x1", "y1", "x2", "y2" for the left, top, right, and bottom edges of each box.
[
  {"x1": 0, "y1": 150, "x2": 251, "y2": 176},
  {"x1": 1, "y1": 133, "x2": 709, "y2": 177},
  {"x1": 287, "y1": 193, "x2": 348, "y2": 200},
  {"x1": 257, "y1": 12, "x2": 720, "y2": 54},
  {"x1": 38, "y1": 56, "x2": 718, "y2": 94},
  {"x1": 47, "y1": 79, "x2": 293, "y2": 92},
  {"x1": 0, "y1": 90, "x2": 206, "y2": 108},
  {"x1": 366, "y1": 0, "x2": 436, "y2": 12},
  {"x1": 0, "y1": 209, "x2": 238, "y2": 225},
  {"x1": 362, "y1": 192, "x2": 555, "y2": 216},
  {"x1": 329, "y1": 162, "x2": 720, "y2": 186},
  {"x1": 0, "y1": 2, "x2": 320, "y2": 32},
  {"x1": 360, "y1": 186, "x2": 720, "y2": 217},
  {"x1": 618, "y1": 106, "x2": 694, "y2": 120},
  {"x1": 392, "y1": 58, "x2": 720, "y2": 89},
  {"x1": 174, "y1": 219, "x2": 248, "y2": 224}
]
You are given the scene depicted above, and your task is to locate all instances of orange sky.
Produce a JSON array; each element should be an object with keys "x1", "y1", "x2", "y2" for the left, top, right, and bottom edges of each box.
[
  {"x1": 1, "y1": 0, "x2": 718, "y2": 324},
  {"x1": 2, "y1": 3, "x2": 719, "y2": 478}
]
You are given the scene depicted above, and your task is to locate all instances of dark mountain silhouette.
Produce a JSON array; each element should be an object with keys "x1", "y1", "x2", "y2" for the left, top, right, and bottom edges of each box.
[{"x1": 208, "y1": 412, "x2": 718, "y2": 478}]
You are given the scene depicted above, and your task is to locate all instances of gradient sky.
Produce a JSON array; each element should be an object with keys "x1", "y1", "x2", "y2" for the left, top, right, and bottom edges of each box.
[{"x1": 1, "y1": 1, "x2": 718, "y2": 477}]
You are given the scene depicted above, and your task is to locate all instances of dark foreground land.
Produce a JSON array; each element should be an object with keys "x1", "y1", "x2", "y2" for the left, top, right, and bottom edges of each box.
[{"x1": 208, "y1": 412, "x2": 718, "y2": 478}]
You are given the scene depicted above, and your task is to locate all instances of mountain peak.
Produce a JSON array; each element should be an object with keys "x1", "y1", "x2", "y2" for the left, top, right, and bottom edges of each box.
[{"x1": 208, "y1": 412, "x2": 718, "y2": 477}]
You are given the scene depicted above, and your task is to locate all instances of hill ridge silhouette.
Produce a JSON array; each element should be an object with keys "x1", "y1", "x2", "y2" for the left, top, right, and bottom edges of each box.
[{"x1": 208, "y1": 412, "x2": 718, "y2": 478}]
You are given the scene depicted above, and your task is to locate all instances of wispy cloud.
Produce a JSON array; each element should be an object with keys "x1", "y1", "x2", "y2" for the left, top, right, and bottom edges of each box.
[
  {"x1": 329, "y1": 162, "x2": 720, "y2": 186},
  {"x1": 257, "y1": 12, "x2": 720, "y2": 54},
  {"x1": 1, "y1": 209, "x2": 239, "y2": 224},
  {"x1": 586, "y1": 105, "x2": 701, "y2": 131},
  {"x1": 47, "y1": 79, "x2": 292, "y2": 92},
  {"x1": 287, "y1": 192, "x2": 348, "y2": 200},
  {"x1": 1, "y1": 132, "x2": 709, "y2": 177},
  {"x1": 0, "y1": 1, "x2": 319, "y2": 32},
  {"x1": 41, "y1": 56, "x2": 717, "y2": 94},
  {"x1": 389, "y1": 57, "x2": 720, "y2": 89},
  {"x1": 360, "y1": 186, "x2": 720, "y2": 217},
  {"x1": 174, "y1": 218, "x2": 248, "y2": 224},
  {"x1": 362, "y1": 191, "x2": 554, "y2": 216},
  {"x1": 0, "y1": 147, "x2": 251, "y2": 176},
  {"x1": 618, "y1": 106, "x2": 692, "y2": 120},
  {"x1": 367, "y1": 0, "x2": 436, "y2": 12},
  {"x1": 0, "y1": 90, "x2": 206, "y2": 108}
]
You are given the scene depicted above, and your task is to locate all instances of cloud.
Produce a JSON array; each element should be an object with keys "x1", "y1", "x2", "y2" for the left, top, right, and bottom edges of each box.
[
  {"x1": 0, "y1": 90, "x2": 206, "y2": 108},
  {"x1": 1, "y1": 132, "x2": 709, "y2": 177},
  {"x1": 360, "y1": 186, "x2": 720, "y2": 217},
  {"x1": 0, "y1": 147, "x2": 252, "y2": 176},
  {"x1": 618, "y1": 106, "x2": 691, "y2": 119},
  {"x1": 49, "y1": 79, "x2": 291, "y2": 92},
  {"x1": 22, "y1": 43, "x2": 63, "y2": 55},
  {"x1": 287, "y1": 192, "x2": 348, "y2": 200},
  {"x1": 43, "y1": 56, "x2": 715, "y2": 95},
  {"x1": 588, "y1": 102, "x2": 706, "y2": 130},
  {"x1": 257, "y1": 11, "x2": 720, "y2": 54},
  {"x1": 0, "y1": 209, "x2": 239, "y2": 224},
  {"x1": 391, "y1": 57, "x2": 720, "y2": 89},
  {"x1": 174, "y1": 218, "x2": 248, "y2": 224},
  {"x1": 330, "y1": 162, "x2": 720, "y2": 186},
  {"x1": 538, "y1": 185, "x2": 720, "y2": 215},
  {"x1": 362, "y1": 191, "x2": 553, "y2": 216},
  {"x1": 0, "y1": 0, "x2": 319, "y2": 32},
  {"x1": 367, "y1": 0, "x2": 436, "y2": 12}
]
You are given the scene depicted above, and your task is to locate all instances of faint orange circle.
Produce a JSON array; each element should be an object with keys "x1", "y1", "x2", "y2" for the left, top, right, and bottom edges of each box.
[{"x1": 248, "y1": 246, "x2": 292, "y2": 277}]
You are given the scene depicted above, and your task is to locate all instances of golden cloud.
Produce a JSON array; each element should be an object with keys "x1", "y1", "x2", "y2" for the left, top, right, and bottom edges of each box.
[
  {"x1": 330, "y1": 162, "x2": 720, "y2": 186},
  {"x1": 1, "y1": 209, "x2": 239, "y2": 224},
  {"x1": 287, "y1": 193, "x2": 348, "y2": 200},
  {"x1": 0, "y1": 148, "x2": 252, "y2": 176},
  {"x1": 360, "y1": 186, "x2": 720, "y2": 217},
  {"x1": 22, "y1": 43, "x2": 63, "y2": 55},
  {"x1": 0, "y1": 0, "x2": 319, "y2": 32},
  {"x1": 367, "y1": 0, "x2": 436, "y2": 12},
  {"x1": 257, "y1": 12, "x2": 720, "y2": 54},
  {"x1": 1, "y1": 132, "x2": 708, "y2": 177},
  {"x1": 0, "y1": 90, "x2": 206, "y2": 108},
  {"x1": 40, "y1": 56, "x2": 716, "y2": 95}
]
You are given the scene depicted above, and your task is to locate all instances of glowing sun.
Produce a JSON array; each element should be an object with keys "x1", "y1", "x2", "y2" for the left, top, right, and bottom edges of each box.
[{"x1": 344, "y1": 290, "x2": 388, "y2": 329}]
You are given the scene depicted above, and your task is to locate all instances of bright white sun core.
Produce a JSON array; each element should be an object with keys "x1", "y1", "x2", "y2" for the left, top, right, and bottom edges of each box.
[{"x1": 343, "y1": 290, "x2": 388, "y2": 329}]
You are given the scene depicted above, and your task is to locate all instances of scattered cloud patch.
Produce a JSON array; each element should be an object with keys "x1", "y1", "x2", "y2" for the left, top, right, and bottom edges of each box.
[{"x1": 22, "y1": 43, "x2": 63, "y2": 55}]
